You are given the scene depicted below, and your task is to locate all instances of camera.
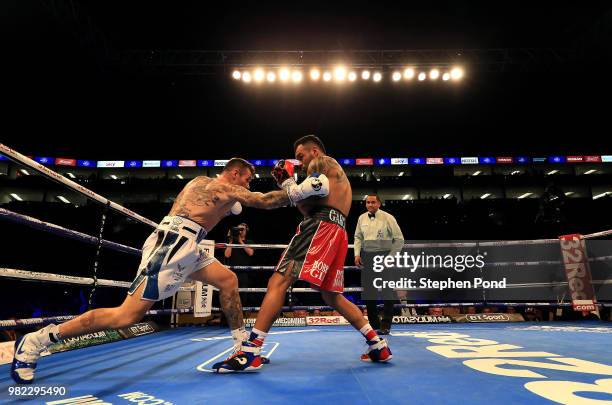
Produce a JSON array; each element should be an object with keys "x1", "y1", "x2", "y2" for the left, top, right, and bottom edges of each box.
[{"x1": 231, "y1": 226, "x2": 243, "y2": 238}]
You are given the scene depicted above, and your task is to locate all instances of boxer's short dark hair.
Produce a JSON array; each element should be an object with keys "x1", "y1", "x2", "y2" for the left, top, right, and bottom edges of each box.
[
  {"x1": 224, "y1": 158, "x2": 255, "y2": 174},
  {"x1": 294, "y1": 135, "x2": 326, "y2": 154},
  {"x1": 366, "y1": 194, "x2": 382, "y2": 204}
]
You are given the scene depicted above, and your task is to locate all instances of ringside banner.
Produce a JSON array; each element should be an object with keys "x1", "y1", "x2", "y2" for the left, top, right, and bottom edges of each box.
[
  {"x1": 559, "y1": 234, "x2": 598, "y2": 312},
  {"x1": 194, "y1": 240, "x2": 215, "y2": 317}
]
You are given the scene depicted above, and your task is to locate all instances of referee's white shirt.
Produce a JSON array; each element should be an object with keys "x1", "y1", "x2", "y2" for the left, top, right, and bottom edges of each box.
[{"x1": 354, "y1": 209, "x2": 404, "y2": 257}]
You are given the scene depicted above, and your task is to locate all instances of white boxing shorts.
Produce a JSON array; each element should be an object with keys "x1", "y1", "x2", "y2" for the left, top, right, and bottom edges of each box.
[{"x1": 128, "y1": 216, "x2": 217, "y2": 301}]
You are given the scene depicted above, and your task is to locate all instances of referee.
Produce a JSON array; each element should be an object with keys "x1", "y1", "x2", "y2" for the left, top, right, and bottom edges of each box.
[{"x1": 354, "y1": 194, "x2": 404, "y2": 334}]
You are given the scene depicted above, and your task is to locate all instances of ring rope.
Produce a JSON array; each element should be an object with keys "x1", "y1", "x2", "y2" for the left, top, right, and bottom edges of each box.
[
  {"x1": 217, "y1": 238, "x2": 565, "y2": 250},
  {"x1": 3, "y1": 268, "x2": 612, "y2": 294},
  {"x1": 0, "y1": 268, "x2": 188, "y2": 289},
  {"x1": 0, "y1": 308, "x2": 194, "y2": 331},
  {"x1": 0, "y1": 143, "x2": 158, "y2": 228},
  {"x1": 230, "y1": 301, "x2": 606, "y2": 312},
  {"x1": 0, "y1": 208, "x2": 141, "y2": 256}
]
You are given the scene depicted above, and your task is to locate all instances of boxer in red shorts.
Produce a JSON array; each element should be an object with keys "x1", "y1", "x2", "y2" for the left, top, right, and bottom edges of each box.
[{"x1": 213, "y1": 135, "x2": 392, "y2": 372}]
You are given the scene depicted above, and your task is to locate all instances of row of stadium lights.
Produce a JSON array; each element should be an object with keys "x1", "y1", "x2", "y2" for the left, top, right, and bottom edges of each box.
[{"x1": 231, "y1": 66, "x2": 464, "y2": 84}]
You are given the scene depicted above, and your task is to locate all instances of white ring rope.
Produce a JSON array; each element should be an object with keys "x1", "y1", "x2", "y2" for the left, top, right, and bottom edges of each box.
[
  {"x1": 0, "y1": 268, "x2": 189, "y2": 290},
  {"x1": 0, "y1": 143, "x2": 158, "y2": 228},
  {"x1": 0, "y1": 308, "x2": 193, "y2": 329},
  {"x1": 2, "y1": 268, "x2": 611, "y2": 294}
]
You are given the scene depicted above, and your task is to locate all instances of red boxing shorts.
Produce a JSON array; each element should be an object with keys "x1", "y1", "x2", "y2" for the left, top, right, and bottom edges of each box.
[{"x1": 276, "y1": 206, "x2": 348, "y2": 293}]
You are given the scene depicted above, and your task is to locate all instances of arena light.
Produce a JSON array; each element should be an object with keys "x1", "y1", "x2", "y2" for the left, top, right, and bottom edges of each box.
[
  {"x1": 518, "y1": 192, "x2": 533, "y2": 199},
  {"x1": 231, "y1": 65, "x2": 465, "y2": 86},
  {"x1": 66, "y1": 172, "x2": 76, "y2": 179},
  {"x1": 291, "y1": 70, "x2": 303, "y2": 83},
  {"x1": 334, "y1": 66, "x2": 347, "y2": 81},
  {"x1": 480, "y1": 193, "x2": 491, "y2": 199},
  {"x1": 451, "y1": 67, "x2": 464, "y2": 80},
  {"x1": 9, "y1": 193, "x2": 23, "y2": 201},
  {"x1": 56, "y1": 195, "x2": 71, "y2": 204},
  {"x1": 403, "y1": 68, "x2": 415, "y2": 80},
  {"x1": 279, "y1": 68, "x2": 290, "y2": 82},
  {"x1": 402, "y1": 194, "x2": 411, "y2": 200},
  {"x1": 584, "y1": 169, "x2": 598, "y2": 175},
  {"x1": 565, "y1": 192, "x2": 574, "y2": 196},
  {"x1": 19, "y1": 169, "x2": 30, "y2": 176},
  {"x1": 443, "y1": 194, "x2": 452, "y2": 199},
  {"x1": 546, "y1": 170, "x2": 559, "y2": 175},
  {"x1": 362, "y1": 194, "x2": 368, "y2": 200},
  {"x1": 593, "y1": 191, "x2": 611, "y2": 200},
  {"x1": 398, "y1": 171, "x2": 404, "y2": 176},
  {"x1": 511, "y1": 170, "x2": 522, "y2": 175},
  {"x1": 176, "y1": 174, "x2": 183, "y2": 179},
  {"x1": 255, "y1": 173, "x2": 260, "y2": 178},
  {"x1": 253, "y1": 69, "x2": 265, "y2": 82},
  {"x1": 472, "y1": 171, "x2": 481, "y2": 176}
]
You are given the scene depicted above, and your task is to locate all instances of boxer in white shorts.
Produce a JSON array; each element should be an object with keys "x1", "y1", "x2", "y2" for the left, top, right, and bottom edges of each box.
[{"x1": 11, "y1": 157, "x2": 329, "y2": 384}]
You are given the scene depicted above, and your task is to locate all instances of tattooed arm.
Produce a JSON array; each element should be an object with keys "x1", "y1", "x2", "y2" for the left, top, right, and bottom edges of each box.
[
  {"x1": 224, "y1": 184, "x2": 290, "y2": 209},
  {"x1": 307, "y1": 156, "x2": 348, "y2": 182}
]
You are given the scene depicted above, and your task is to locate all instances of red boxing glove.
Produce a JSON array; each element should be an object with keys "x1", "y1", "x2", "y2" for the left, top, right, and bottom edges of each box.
[{"x1": 271, "y1": 159, "x2": 297, "y2": 187}]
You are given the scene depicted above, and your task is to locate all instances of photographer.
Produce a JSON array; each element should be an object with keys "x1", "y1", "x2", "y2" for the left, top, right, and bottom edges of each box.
[
  {"x1": 224, "y1": 223, "x2": 254, "y2": 265},
  {"x1": 224, "y1": 223, "x2": 255, "y2": 307}
]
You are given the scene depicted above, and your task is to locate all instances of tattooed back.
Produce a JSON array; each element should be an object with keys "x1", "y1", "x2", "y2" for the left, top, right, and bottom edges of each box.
[{"x1": 169, "y1": 176, "x2": 236, "y2": 230}]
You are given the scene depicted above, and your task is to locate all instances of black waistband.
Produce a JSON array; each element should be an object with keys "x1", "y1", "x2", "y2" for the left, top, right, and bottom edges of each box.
[{"x1": 306, "y1": 206, "x2": 346, "y2": 229}]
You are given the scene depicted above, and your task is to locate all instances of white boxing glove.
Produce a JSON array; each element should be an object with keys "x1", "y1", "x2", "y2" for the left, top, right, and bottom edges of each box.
[
  {"x1": 281, "y1": 173, "x2": 329, "y2": 205},
  {"x1": 230, "y1": 201, "x2": 242, "y2": 215}
]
